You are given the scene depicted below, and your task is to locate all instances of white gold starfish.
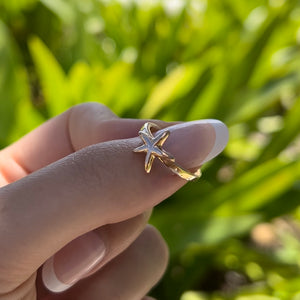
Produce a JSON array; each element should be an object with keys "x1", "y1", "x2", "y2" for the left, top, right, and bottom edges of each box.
[{"x1": 133, "y1": 122, "x2": 174, "y2": 173}]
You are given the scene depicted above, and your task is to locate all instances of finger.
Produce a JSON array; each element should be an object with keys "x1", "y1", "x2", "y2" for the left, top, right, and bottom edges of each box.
[
  {"x1": 0, "y1": 103, "x2": 110, "y2": 184},
  {"x1": 45, "y1": 226, "x2": 168, "y2": 300},
  {"x1": 0, "y1": 119, "x2": 228, "y2": 289},
  {"x1": 41, "y1": 211, "x2": 151, "y2": 293},
  {"x1": 0, "y1": 102, "x2": 170, "y2": 183}
]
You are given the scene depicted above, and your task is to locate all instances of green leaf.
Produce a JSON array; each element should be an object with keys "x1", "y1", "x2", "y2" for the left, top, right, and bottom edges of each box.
[
  {"x1": 236, "y1": 296, "x2": 280, "y2": 300},
  {"x1": 226, "y1": 73, "x2": 300, "y2": 125},
  {"x1": 180, "y1": 291, "x2": 208, "y2": 300},
  {"x1": 139, "y1": 62, "x2": 203, "y2": 119},
  {"x1": 152, "y1": 212, "x2": 261, "y2": 255},
  {"x1": 28, "y1": 36, "x2": 70, "y2": 116},
  {"x1": 0, "y1": 0, "x2": 38, "y2": 13},
  {"x1": 257, "y1": 94, "x2": 300, "y2": 162},
  {"x1": 213, "y1": 9, "x2": 287, "y2": 119},
  {"x1": 40, "y1": 0, "x2": 75, "y2": 24},
  {"x1": 0, "y1": 21, "x2": 28, "y2": 147},
  {"x1": 8, "y1": 96, "x2": 44, "y2": 143},
  {"x1": 214, "y1": 159, "x2": 300, "y2": 213},
  {"x1": 67, "y1": 61, "x2": 97, "y2": 104},
  {"x1": 187, "y1": 65, "x2": 227, "y2": 120}
]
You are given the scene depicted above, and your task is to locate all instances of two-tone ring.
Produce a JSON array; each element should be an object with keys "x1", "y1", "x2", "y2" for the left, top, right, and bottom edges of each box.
[{"x1": 133, "y1": 122, "x2": 201, "y2": 181}]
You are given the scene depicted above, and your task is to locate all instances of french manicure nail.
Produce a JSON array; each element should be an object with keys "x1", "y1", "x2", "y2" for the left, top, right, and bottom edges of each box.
[
  {"x1": 42, "y1": 231, "x2": 106, "y2": 293},
  {"x1": 156, "y1": 119, "x2": 228, "y2": 169}
]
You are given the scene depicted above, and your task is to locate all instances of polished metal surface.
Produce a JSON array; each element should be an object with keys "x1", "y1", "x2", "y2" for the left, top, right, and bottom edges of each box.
[{"x1": 133, "y1": 122, "x2": 201, "y2": 181}]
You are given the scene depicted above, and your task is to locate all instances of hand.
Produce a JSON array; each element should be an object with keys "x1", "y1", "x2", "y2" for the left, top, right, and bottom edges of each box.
[{"x1": 0, "y1": 103, "x2": 228, "y2": 300}]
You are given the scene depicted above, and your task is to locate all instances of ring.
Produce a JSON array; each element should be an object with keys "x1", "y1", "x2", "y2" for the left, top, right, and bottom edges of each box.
[{"x1": 133, "y1": 122, "x2": 201, "y2": 181}]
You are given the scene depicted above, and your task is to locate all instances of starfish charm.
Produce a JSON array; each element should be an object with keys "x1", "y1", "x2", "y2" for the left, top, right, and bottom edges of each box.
[{"x1": 133, "y1": 122, "x2": 174, "y2": 173}]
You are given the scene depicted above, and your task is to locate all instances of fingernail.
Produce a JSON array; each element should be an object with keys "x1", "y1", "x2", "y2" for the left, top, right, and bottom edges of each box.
[
  {"x1": 42, "y1": 231, "x2": 105, "y2": 293},
  {"x1": 157, "y1": 119, "x2": 228, "y2": 169}
]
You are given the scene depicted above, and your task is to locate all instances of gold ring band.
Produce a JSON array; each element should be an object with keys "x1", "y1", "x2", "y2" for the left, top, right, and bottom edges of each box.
[{"x1": 133, "y1": 122, "x2": 201, "y2": 181}]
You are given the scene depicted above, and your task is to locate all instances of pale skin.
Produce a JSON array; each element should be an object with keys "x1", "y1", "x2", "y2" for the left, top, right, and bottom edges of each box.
[{"x1": 0, "y1": 103, "x2": 217, "y2": 300}]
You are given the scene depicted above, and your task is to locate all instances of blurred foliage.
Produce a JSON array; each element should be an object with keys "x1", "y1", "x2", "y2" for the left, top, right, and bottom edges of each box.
[{"x1": 1, "y1": 0, "x2": 300, "y2": 299}]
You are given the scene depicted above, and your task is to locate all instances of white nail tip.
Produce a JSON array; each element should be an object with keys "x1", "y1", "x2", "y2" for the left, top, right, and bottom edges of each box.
[
  {"x1": 201, "y1": 120, "x2": 229, "y2": 164},
  {"x1": 42, "y1": 257, "x2": 72, "y2": 293}
]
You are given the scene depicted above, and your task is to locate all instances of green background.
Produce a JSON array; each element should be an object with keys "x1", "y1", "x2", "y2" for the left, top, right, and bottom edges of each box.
[{"x1": 1, "y1": 0, "x2": 300, "y2": 299}]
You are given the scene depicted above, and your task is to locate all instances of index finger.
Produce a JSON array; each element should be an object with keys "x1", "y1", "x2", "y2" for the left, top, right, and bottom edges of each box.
[{"x1": 1, "y1": 102, "x2": 168, "y2": 180}]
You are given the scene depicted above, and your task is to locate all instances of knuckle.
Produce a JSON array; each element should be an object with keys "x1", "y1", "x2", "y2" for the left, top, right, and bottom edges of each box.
[{"x1": 72, "y1": 102, "x2": 116, "y2": 120}]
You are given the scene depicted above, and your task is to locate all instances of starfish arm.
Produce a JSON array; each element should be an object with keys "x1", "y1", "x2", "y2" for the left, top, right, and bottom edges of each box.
[
  {"x1": 139, "y1": 132, "x2": 154, "y2": 147},
  {"x1": 143, "y1": 122, "x2": 152, "y2": 135},
  {"x1": 139, "y1": 122, "x2": 156, "y2": 139},
  {"x1": 151, "y1": 146, "x2": 174, "y2": 160},
  {"x1": 145, "y1": 152, "x2": 155, "y2": 173},
  {"x1": 144, "y1": 122, "x2": 159, "y2": 134},
  {"x1": 151, "y1": 146, "x2": 166, "y2": 157},
  {"x1": 133, "y1": 144, "x2": 148, "y2": 153},
  {"x1": 135, "y1": 123, "x2": 172, "y2": 174},
  {"x1": 153, "y1": 130, "x2": 170, "y2": 147}
]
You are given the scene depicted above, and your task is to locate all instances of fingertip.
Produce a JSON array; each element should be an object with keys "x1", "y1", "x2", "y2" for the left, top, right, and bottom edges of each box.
[
  {"x1": 42, "y1": 257, "x2": 72, "y2": 293},
  {"x1": 143, "y1": 225, "x2": 169, "y2": 275}
]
